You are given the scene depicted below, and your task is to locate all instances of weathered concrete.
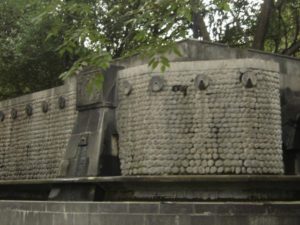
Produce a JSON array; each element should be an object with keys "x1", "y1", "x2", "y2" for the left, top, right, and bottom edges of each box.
[
  {"x1": 0, "y1": 201, "x2": 299, "y2": 225},
  {"x1": 2, "y1": 175, "x2": 300, "y2": 201},
  {"x1": 60, "y1": 67, "x2": 120, "y2": 179},
  {"x1": 117, "y1": 59, "x2": 283, "y2": 175}
]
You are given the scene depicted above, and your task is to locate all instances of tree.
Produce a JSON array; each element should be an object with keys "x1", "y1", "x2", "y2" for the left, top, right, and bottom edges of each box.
[
  {"x1": 40, "y1": 0, "x2": 297, "y2": 78},
  {"x1": 266, "y1": 0, "x2": 300, "y2": 56},
  {"x1": 33, "y1": 0, "x2": 191, "y2": 81},
  {"x1": 190, "y1": 0, "x2": 210, "y2": 41},
  {"x1": 0, "y1": 0, "x2": 69, "y2": 100},
  {"x1": 0, "y1": 0, "x2": 299, "y2": 99}
]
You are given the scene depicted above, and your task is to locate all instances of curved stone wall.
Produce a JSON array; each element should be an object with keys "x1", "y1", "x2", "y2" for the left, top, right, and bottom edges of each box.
[
  {"x1": 0, "y1": 78, "x2": 77, "y2": 180},
  {"x1": 117, "y1": 59, "x2": 284, "y2": 175}
]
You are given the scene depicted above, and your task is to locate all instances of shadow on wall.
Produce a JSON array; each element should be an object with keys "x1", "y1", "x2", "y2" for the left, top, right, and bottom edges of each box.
[{"x1": 281, "y1": 88, "x2": 300, "y2": 174}]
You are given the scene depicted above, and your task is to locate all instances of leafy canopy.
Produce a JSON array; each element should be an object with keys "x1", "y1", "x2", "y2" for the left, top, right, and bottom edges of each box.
[
  {"x1": 0, "y1": 0, "x2": 299, "y2": 99},
  {"x1": 31, "y1": 0, "x2": 191, "y2": 92}
]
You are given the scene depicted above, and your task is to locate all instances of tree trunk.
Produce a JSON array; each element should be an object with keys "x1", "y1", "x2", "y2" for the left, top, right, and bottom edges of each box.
[
  {"x1": 191, "y1": 0, "x2": 210, "y2": 41},
  {"x1": 252, "y1": 0, "x2": 273, "y2": 50}
]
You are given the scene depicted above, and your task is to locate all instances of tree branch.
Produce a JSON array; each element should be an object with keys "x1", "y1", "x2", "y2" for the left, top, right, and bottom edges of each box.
[
  {"x1": 292, "y1": 5, "x2": 299, "y2": 44},
  {"x1": 282, "y1": 41, "x2": 300, "y2": 56}
]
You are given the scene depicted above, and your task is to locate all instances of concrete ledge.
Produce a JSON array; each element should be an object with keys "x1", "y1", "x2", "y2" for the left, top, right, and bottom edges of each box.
[
  {"x1": 0, "y1": 201, "x2": 299, "y2": 225},
  {"x1": 1, "y1": 176, "x2": 300, "y2": 201},
  {"x1": 118, "y1": 59, "x2": 280, "y2": 78},
  {"x1": 0, "y1": 175, "x2": 300, "y2": 185}
]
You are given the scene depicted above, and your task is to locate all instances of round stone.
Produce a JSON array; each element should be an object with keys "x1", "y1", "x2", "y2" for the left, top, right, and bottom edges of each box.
[
  {"x1": 194, "y1": 74, "x2": 210, "y2": 90},
  {"x1": 215, "y1": 160, "x2": 223, "y2": 167},
  {"x1": 123, "y1": 80, "x2": 133, "y2": 96},
  {"x1": 207, "y1": 160, "x2": 214, "y2": 167},
  {"x1": 171, "y1": 167, "x2": 179, "y2": 174},
  {"x1": 210, "y1": 166, "x2": 217, "y2": 173},
  {"x1": 41, "y1": 101, "x2": 49, "y2": 113},
  {"x1": 149, "y1": 76, "x2": 165, "y2": 92},
  {"x1": 217, "y1": 167, "x2": 224, "y2": 173},
  {"x1": 11, "y1": 108, "x2": 18, "y2": 120},
  {"x1": 58, "y1": 96, "x2": 66, "y2": 109},
  {"x1": 241, "y1": 71, "x2": 258, "y2": 88}
]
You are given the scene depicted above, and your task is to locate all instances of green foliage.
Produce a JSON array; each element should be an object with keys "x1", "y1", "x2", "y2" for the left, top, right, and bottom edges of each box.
[
  {"x1": 0, "y1": 0, "x2": 299, "y2": 99},
  {"x1": 204, "y1": 0, "x2": 261, "y2": 46},
  {"x1": 264, "y1": 0, "x2": 300, "y2": 55},
  {"x1": 0, "y1": 0, "x2": 68, "y2": 99},
  {"x1": 31, "y1": 0, "x2": 191, "y2": 85}
]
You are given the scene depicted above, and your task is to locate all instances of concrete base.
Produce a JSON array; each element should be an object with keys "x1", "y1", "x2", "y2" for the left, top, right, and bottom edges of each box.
[{"x1": 0, "y1": 201, "x2": 299, "y2": 225}]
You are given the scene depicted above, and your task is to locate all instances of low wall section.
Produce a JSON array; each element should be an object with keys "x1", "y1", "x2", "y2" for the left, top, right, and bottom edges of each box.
[{"x1": 0, "y1": 201, "x2": 299, "y2": 225}]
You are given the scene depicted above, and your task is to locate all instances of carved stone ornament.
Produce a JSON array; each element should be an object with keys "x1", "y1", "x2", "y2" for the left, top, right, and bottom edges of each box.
[
  {"x1": 11, "y1": 108, "x2": 18, "y2": 120},
  {"x1": 58, "y1": 96, "x2": 66, "y2": 109},
  {"x1": 123, "y1": 80, "x2": 133, "y2": 96},
  {"x1": 41, "y1": 101, "x2": 49, "y2": 113},
  {"x1": 172, "y1": 85, "x2": 188, "y2": 96},
  {"x1": 194, "y1": 74, "x2": 210, "y2": 90},
  {"x1": 149, "y1": 76, "x2": 165, "y2": 92},
  {"x1": 0, "y1": 111, "x2": 5, "y2": 122},
  {"x1": 25, "y1": 104, "x2": 33, "y2": 116},
  {"x1": 241, "y1": 71, "x2": 257, "y2": 88}
]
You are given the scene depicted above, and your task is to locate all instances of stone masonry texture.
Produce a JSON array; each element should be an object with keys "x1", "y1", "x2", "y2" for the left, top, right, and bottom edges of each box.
[
  {"x1": 117, "y1": 59, "x2": 284, "y2": 175},
  {"x1": 0, "y1": 78, "x2": 77, "y2": 180},
  {"x1": 0, "y1": 201, "x2": 300, "y2": 225}
]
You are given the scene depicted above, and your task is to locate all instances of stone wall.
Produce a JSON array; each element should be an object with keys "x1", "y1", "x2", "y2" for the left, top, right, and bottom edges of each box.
[
  {"x1": 0, "y1": 201, "x2": 299, "y2": 225},
  {"x1": 115, "y1": 39, "x2": 300, "y2": 174},
  {"x1": 0, "y1": 78, "x2": 77, "y2": 180},
  {"x1": 117, "y1": 59, "x2": 284, "y2": 175}
]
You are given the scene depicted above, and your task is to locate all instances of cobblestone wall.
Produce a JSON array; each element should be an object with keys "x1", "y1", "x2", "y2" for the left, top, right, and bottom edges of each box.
[
  {"x1": 0, "y1": 78, "x2": 77, "y2": 180},
  {"x1": 117, "y1": 59, "x2": 284, "y2": 175}
]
